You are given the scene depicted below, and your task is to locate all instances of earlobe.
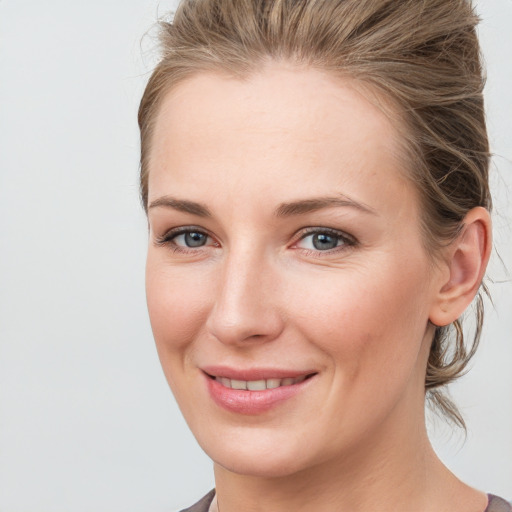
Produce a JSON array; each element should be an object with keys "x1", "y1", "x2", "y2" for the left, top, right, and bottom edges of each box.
[{"x1": 429, "y1": 207, "x2": 492, "y2": 327}]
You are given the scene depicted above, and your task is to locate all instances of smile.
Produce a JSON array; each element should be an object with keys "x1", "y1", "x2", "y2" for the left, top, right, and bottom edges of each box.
[
  {"x1": 203, "y1": 369, "x2": 317, "y2": 414},
  {"x1": 213, "y1": 375, "x2": 308, "y2": 390}
]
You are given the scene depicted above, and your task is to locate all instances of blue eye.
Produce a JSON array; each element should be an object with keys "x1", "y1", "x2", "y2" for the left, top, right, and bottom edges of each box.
[
  {"x1": 155, "y1": 227, "x2": 214, "y2": 252},
  {"x1": 296, "y1": 229, "x2": 352, "y2": 252},
  {"x1": 172, "y1": 231, "x2": 209, "y2": 248}
]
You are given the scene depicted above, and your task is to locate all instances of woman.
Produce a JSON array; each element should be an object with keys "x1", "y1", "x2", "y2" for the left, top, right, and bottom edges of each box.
[{"x1": 139, "y1": 0, "x2": 510, "y2": 511}]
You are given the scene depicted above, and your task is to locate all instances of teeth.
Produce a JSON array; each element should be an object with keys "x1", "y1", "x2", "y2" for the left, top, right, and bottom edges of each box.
[
  {"x1": 266, "y1": 378, "x2": 281, "y2": 389},
  {"x1": 220, "y1": 377, "x2": 231, "y2": 388},
  {"x1": 231, "y1": 379, "x2": 247, "y2": 390},
  {"x1": 247, "y1": 379, "x2": 266, "y2": 391},
  {"x1": 215, "y1": 375, "x2": 308, "y2": 390}
]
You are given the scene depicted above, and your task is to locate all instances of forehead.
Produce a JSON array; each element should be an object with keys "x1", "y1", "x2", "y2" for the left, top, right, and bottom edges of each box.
[{"x1": 148, "y1": 62, "x2": 414, "y2": 216}]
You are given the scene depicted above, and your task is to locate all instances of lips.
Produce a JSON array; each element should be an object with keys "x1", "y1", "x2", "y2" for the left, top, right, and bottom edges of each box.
[{"x1": 202, "y1": 366, "x2": 316, "y2": 414}]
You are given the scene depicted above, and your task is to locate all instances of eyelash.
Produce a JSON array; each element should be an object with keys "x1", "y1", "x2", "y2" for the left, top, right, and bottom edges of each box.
[
  {"x1": 293, "y1": 227, "x2": 357, "y2": 257},
  {"x1": 154, "y1": 226, "x2": 357, "y2": 256},
  {"x1": 154, "y1": 226, "x2": 216, "y2": 255}
]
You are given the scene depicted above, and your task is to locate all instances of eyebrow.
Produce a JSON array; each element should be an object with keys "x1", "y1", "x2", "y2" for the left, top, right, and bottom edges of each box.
[
  {"x1": 275, "y1": 196, "x2": 377, "y2": 217},
  {"x1": 148, "y1": 196, "x2": 212, "y2": 217},
  {"x1": 148, "y1": 194, "x2": 377, "y2": 218}
]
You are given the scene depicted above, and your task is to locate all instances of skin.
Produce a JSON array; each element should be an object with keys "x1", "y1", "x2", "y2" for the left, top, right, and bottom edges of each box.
[{"x1": 145, "y1": 62, "x2": 491, "y2": 512}]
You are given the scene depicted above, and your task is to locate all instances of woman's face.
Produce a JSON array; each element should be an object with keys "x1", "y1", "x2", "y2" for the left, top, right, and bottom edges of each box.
[{"x1": 145, "y1": 63, "x2": 443, "y2": 477}]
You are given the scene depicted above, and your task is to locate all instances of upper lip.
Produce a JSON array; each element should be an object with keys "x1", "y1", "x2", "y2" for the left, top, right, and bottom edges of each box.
[{"x1": 201, "y1": 365, "x2": 317, "y2": 381}]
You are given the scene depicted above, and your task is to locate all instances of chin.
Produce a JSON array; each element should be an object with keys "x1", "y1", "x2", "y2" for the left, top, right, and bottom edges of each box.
[
  {"x1": 197, "y1": 428, "x2": 319, "y2": 478},
  {"x1": 214, "y1": 452, "x2": 309, "y2": 479}
]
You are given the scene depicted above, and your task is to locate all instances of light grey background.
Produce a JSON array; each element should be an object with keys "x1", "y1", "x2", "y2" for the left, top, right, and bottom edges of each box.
[{"x1": 0, "y1": 1, "x2": 510, "y2": 511}]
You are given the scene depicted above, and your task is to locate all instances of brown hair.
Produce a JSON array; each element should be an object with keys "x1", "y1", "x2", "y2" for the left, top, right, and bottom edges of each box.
[{"x1": 138, "y1": 0, "x2": 491, "y2": 427}]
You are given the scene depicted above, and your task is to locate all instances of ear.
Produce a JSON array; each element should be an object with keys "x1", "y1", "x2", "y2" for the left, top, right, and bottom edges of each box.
[{"x1": 429, "y1": 207, "x2": 492, "y2": 327}]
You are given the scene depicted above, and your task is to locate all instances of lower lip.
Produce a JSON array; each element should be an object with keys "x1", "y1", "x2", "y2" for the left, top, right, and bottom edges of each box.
[{"x1": 205, "y1": 374, "x2": 313, "y2": 414}]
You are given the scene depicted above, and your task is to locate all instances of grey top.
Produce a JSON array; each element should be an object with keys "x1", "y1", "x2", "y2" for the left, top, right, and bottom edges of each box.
[
  {"x1": 179, "y1": 490, "x2": 511, "y2": 512},
  {"x1": 180, "y1": 490, "x2": 215, "y2": 512},
  {"x1": 487, "y1": 494, "x2": 512, "y2": 512}
]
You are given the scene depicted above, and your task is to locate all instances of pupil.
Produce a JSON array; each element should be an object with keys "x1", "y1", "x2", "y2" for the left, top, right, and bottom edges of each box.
[
  {"x1": 313, "y1": 233, "x2": 337, "y2": 250},
  {"x1": 185, "y1": 232, "x2": 206, "y2": 247}
]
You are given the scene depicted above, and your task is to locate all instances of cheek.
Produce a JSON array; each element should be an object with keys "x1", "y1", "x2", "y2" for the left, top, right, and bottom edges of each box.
[
  {"x1": 145, "y1": 257, "x2": 212, "y2": 355},
  {"x1": 288, "y1": 260, "x2": 431, "y2": 383}
]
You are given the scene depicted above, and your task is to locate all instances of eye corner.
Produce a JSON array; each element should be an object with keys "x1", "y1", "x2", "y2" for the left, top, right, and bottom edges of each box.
[
  {"x1": 292, "y1": 227, "x2": 358, "y2": 255},
  {"x1": 153, "y1": 225, "x2": 219, "y2": 254}
]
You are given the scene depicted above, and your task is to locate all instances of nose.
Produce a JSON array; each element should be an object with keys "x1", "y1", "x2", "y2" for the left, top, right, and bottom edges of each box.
[{"x1": 206, "y1": 247, "x2": 285, "y2": 346}]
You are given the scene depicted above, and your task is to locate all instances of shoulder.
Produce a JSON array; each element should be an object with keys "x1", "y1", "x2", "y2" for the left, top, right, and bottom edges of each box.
[
  {"x1": 486, "y1": 494, "x2": 512, "y2": 512},
  {"x1": 178, "y1": 490, "x2": 216, "y2": 512}
]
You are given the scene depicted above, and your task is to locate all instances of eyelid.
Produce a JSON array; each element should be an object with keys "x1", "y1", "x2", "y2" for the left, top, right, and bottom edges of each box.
[
  {"x1": 154, "y1": 225, "x2": 218, "y2": 248},
  {"x1": 153, "y1": 225, "x2": 356, "y2": 254},
  {"x1": 292, "y1": 226, "x2": 357, "y2": 252}
]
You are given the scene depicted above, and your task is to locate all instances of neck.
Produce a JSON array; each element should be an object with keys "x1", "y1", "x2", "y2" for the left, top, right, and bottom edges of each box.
[{"x1": 212, "y1": 404, "x2": 485, "y2": 512}]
